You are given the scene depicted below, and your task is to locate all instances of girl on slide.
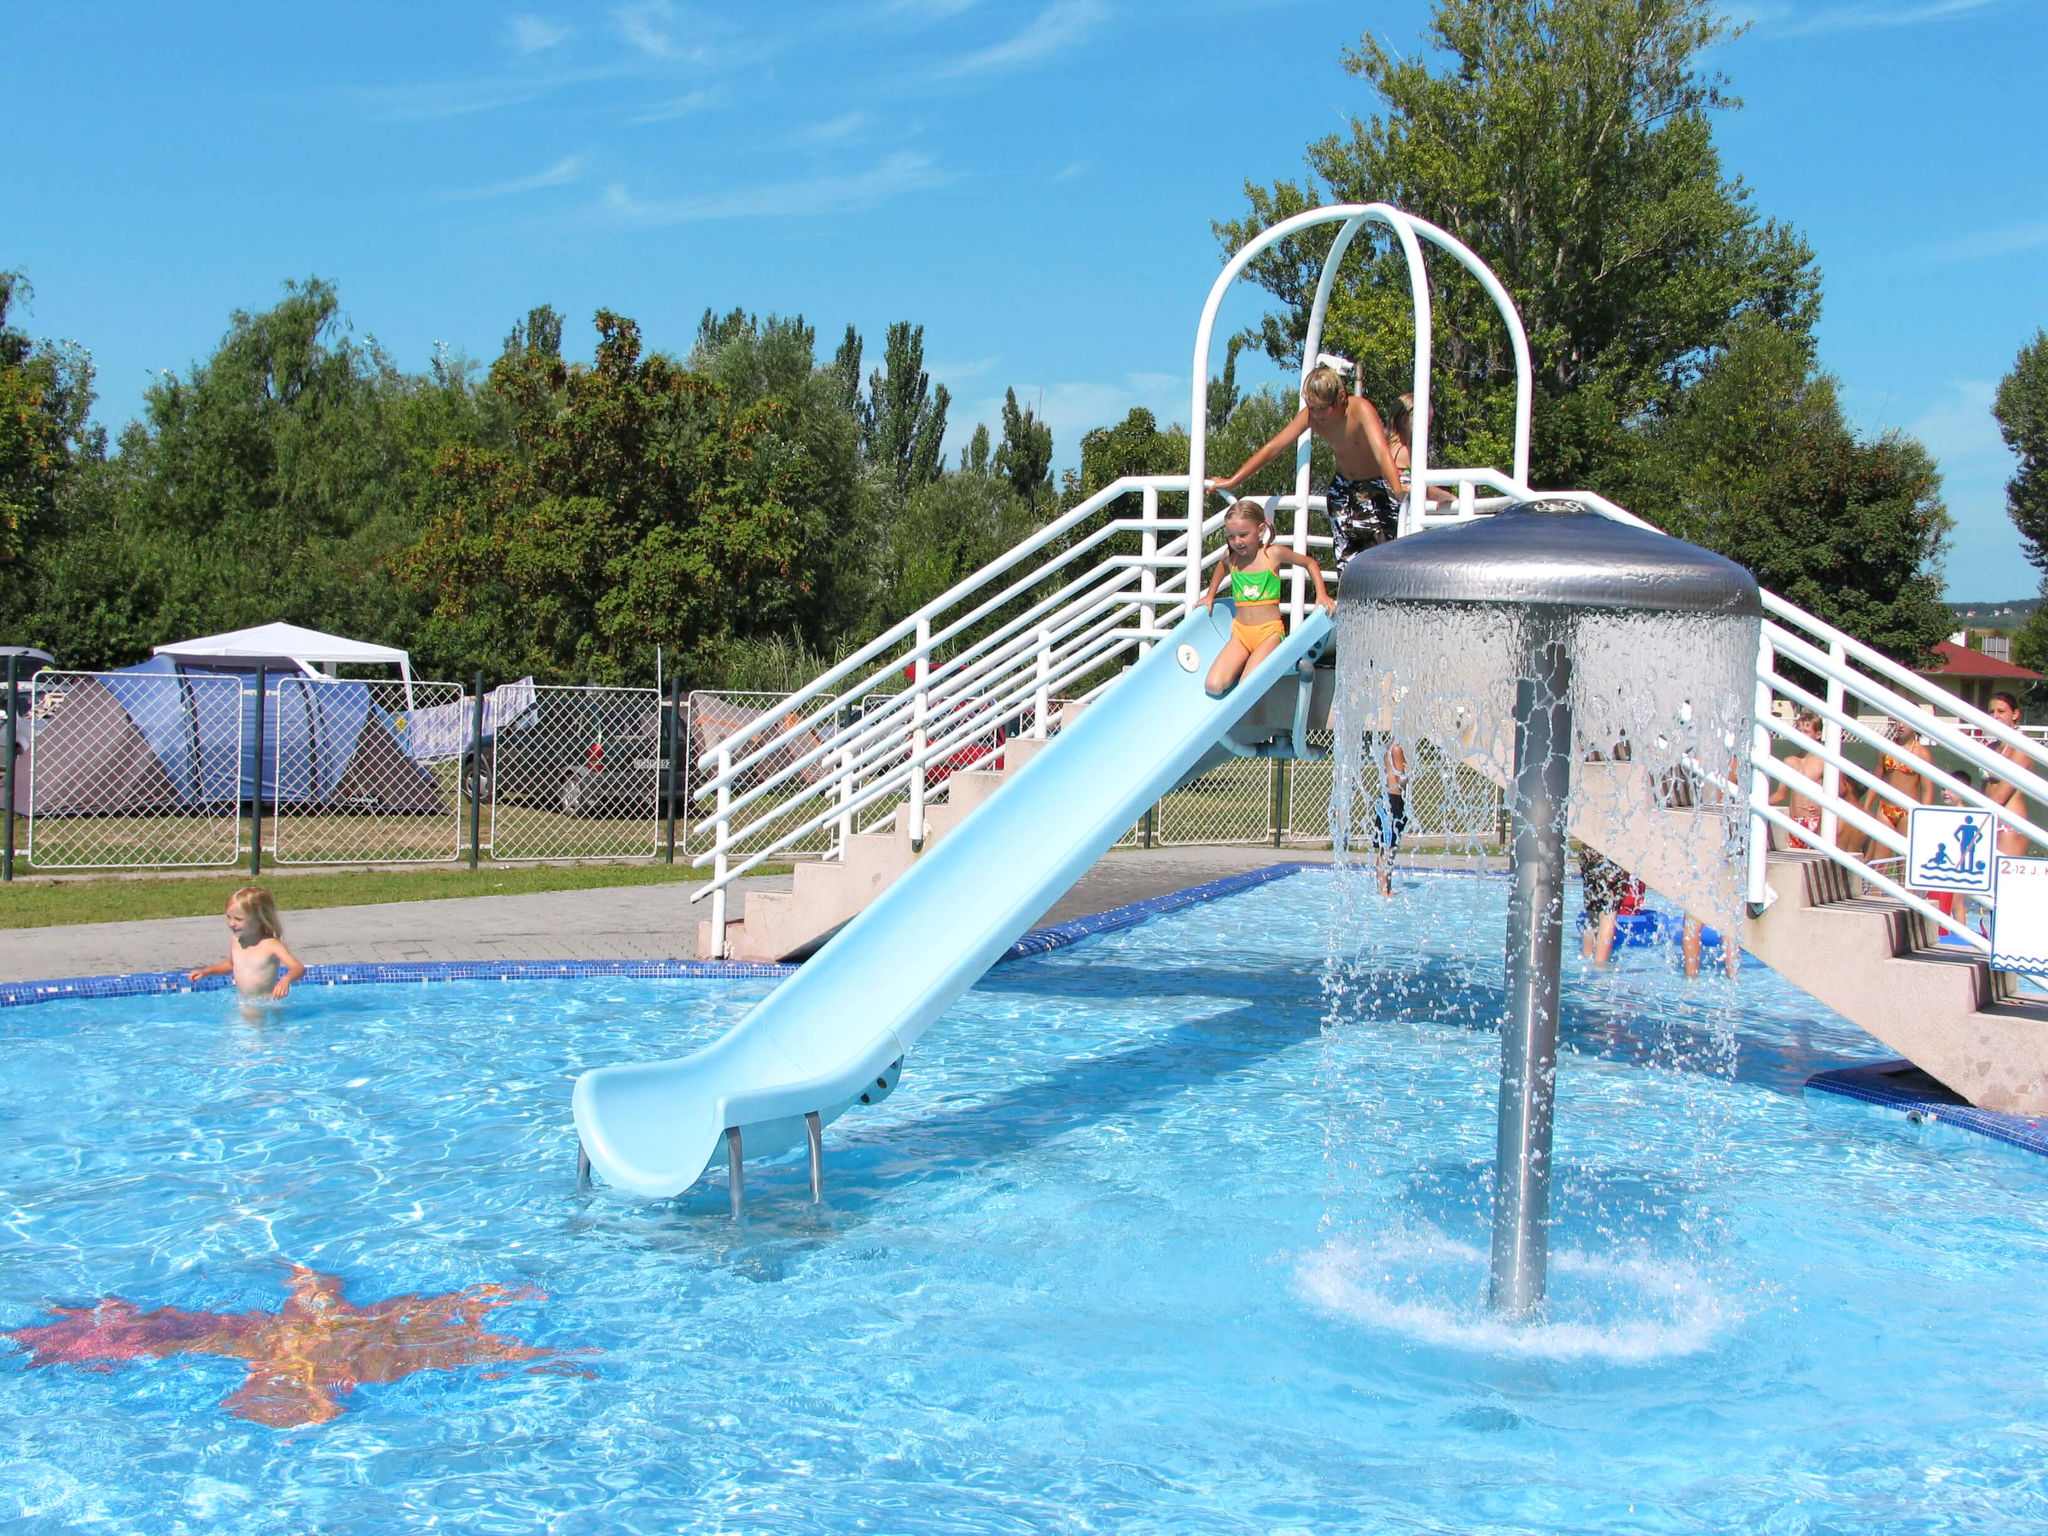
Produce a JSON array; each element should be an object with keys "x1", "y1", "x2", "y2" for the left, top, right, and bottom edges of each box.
[{"x1": 1195, "y1": 502, "x2": 1334, "y2": 698}]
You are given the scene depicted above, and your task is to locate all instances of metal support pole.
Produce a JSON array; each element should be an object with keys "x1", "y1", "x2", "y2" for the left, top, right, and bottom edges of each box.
[
  {"x1": 805, "y1": 1110, "x2": 824, "y2": 1204},
  {"x1": 663, "y1": 676, "x2": 679, "y2": 865},
  {"x1": 576, "y1": 1142, "x2": 591, "y2": 1191},
  {"x1": 1143, "y1": 804, "x2": 1156, "y2": 849},
  {"x1": 249, "y1": 667, "x2": 266, "y2": 878},
  {"x1": 3, "y1": 653, "x2": 17, "y2": 883},
  {"x1": 725, "y1": 1125, "x2": 744, "y2": 1220},
  {"x1": 1271, "y1": 758, "x2": 1284, "y2": 848},
  {"x1": 468, "y1": 673, "x2": 485, "y2": 871},
  {"x1": 908, "y1": 617, "x2": 931, "y2": 847},
  {"x1": 1139, "y1": 484, "x2": 1159, "y2": 656},
  {"x1": 1489, "y1": 612, "x2": 1572, "y2": 1316},
  {"x1": 1748, "y1": 630, "x2": 1774, "y2": 908},
  {"x1": 709, "y1": 745, "x2": 732, "y2": 956}
]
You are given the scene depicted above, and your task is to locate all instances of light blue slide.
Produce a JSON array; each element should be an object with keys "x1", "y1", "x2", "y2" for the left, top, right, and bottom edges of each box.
[{"x1": 572, "y1": 603, "x2": 1333, "y2": 1198}]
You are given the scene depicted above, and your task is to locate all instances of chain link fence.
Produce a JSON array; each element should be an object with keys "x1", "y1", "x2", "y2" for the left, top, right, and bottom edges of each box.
[
  {"x1": 490, "y1": 686, "x2": 663, "y2": 861},
  {"x1": 8, "y1": 674, "x2": 1502, "y2": 872},
  {"x1": 269, "y1": 678, "x2": 466, "y2": 864},
  {"x1": 22, "y1": 670, "x2": 246, "y2": 869}
]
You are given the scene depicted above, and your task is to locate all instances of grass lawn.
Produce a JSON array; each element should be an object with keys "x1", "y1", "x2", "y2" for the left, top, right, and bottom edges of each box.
[{"x1": 0, "y1": 861, "x2": 789, "y2": 930}]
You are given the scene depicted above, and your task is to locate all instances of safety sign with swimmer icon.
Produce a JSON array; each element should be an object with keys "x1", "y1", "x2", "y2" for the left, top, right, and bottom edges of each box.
[{"x1": 1905, "y1": 805, "x2": 1996, "y2": 894}]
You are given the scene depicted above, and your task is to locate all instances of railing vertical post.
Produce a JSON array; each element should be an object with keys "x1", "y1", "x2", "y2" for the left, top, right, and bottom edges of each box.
[
  {"x1": 1819, "y1": 639, "x2": 1846, "y2": 850},
  {"x1": 468, "y1": 672, "x2": 485, "y2": 872},
  {"x1": 834, "y1": 746, "x2": 854, "y2": 857},
  {"x1": 1748, "y1": 632, "x2": 1773, "y2": 908},
  {"x1": 249, "y1": 666, "x2": 266, "y2": 878},
  {"x1": 1032, "y1": 626, "x2": 1051, "y2": 739},
  {"x1": 1185, "y1": 471, "x2": 1205, "y2": 617},
  {"x1": 2, "y1": 652, "x2": 16, "y2": 883},
  {"x1": 663, "y1": 676, "x2": 680, "y2": 865},
  {"x1": 710, "y1": 744, "x2": 732, "y2": 957},
  {"x1": 1139, "y1": 484, "x2": 1160, "y2": 654},
  {"x1": 908, "y1": 618, "x2": 931, "y2": 847}
]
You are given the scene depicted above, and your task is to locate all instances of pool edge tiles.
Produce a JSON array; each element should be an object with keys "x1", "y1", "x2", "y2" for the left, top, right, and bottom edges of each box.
[
  {"x1": 0, "y1": 860, "x2": 1319, "y2": 1010},
  {"x1": 1806, "y1": 1059, "x2": 2048, "y2": 1159}
]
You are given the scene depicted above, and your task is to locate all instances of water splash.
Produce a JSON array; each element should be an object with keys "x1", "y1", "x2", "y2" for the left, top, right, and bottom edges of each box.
[{"x1": 1298, "y1": 1230, "x2": 1733, "y2": 1364}]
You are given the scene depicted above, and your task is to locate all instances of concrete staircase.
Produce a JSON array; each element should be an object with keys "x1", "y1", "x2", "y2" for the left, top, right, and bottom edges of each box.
[
  {"x1": 698, "y1": 739, "x2": 1053, "y2": 962},
  {"x1": 1568, "y1": 761, "x2": 2048, "y2": 1117}
]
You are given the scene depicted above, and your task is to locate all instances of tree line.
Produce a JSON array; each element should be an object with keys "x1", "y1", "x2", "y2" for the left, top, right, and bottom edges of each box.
[{"x1": 1, "y1": 0, "x2": 1991, "y2": 689}]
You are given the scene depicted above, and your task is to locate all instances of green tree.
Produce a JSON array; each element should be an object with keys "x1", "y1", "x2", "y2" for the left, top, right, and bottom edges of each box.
[
  {"x1": 1624, "y1": 320, "x2": 1951, "y2": 660},
  {"x1": 400, "y1": 309, "x2": 817, "y2": 683},
  {"x1": 1217, "y1": 0, "x2": 1818, "y2": 487},
  {"x1": 960, "y1": 423, "x2": 992, "y2": 476},
  {"x1": 995, "y1": 388, "x2": 1054, "y2": 512},
  {"x1": 884, "y1": 471, "x2": 1037, "y2": 616},
  {"x1": 863, "y1": 322, "x2": 950, "y2": 494},
  {"x1": 1995, "y1": 330, "x2": 2048, "y2": 573},
  {"x1": 0, "y1": 273, "x2": 101, "y2": 585}
]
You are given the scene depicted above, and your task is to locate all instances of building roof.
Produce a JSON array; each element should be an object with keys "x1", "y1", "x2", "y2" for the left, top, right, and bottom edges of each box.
[
  {"x1": 154, "y1": 622, "x2": 412, "y2": 682},
  {"x1": 1923, "y1": 640, "x2": 2042, "y2": 681}
]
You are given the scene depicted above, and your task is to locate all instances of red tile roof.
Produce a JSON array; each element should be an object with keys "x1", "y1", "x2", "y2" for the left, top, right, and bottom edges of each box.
[{"x1": 1923, "y1": 640, "x2": 2043, "y2": 680}]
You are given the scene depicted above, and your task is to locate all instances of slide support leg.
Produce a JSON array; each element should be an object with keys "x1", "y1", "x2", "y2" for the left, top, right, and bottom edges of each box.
[
  {"x1": 725, "y1": 1126, "x2": 744, "y2": 1220},
  {"x1": 805, "y1": 1111, "x2": 824, "y2": 1204},
  {"x1": 576, "y1": 1141, "x2": 591, "y2": 1192}
]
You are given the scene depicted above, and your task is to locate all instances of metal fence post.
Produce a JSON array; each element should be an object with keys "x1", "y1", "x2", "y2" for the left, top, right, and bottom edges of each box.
[
  {"x1": 249, "y1": 666, "x2": 266, "y2": 878},
  {"x1": 1271, "y1": 759, "x2": 1285, "y2": 849},
  {"x1": 468, "y1": 672, "x2": 486, "y2": 871},
  {"x1": 2, "y1": 652, "x2": 16, "y2": 882}
]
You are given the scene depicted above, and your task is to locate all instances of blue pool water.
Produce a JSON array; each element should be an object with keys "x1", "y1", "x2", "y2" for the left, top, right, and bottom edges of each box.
[{"x1": 4, "y1": 869, "x2": 2046, "y2": 1533}]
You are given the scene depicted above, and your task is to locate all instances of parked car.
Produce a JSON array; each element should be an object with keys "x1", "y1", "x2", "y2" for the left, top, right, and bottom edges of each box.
[{"x1": 463, "y1": 691, "x2": 669, "y2": 817}]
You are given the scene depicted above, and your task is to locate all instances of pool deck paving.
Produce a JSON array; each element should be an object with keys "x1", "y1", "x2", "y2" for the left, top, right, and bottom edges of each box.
[{"x1": 0, "y1": 847, "x2": 1503, "y2": 986}]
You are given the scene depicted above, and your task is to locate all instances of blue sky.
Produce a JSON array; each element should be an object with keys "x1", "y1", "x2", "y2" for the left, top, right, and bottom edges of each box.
[{"x1": 6, "y1": 0, "x2": 2043, "y2": 598}]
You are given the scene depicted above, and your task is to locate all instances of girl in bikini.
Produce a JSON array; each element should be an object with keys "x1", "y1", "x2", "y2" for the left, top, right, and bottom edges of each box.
[{"x1": 1195, "y1": 502, "x2": 1335, "y2": 698}]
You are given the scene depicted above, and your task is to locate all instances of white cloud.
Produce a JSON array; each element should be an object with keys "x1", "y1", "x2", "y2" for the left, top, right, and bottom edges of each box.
[
  {"x1": 628, "y1": 89, "x2": 716, "y2": 124},
  {"x1": 602, "y1": 151, "x2": 949, "y2": 223},
  {"x1": 1766, "y1": 0, "x2": 2001, "y2": 35},
  {"x1": 1909, "y1": 381, "x2": 2006, "y2": 463},
  {"x1": 948, "y1": 371, "x2": 1191, "y2": 468},
  {"x1": 615, "y1": 0, "x2": 701, "y2": 60},
  {"x1": 792, "y1": 111, "x2": 872, "y2": 147},
  {"x1": 930, "y1": 355, "x2": 1001, "y2": 383},
  {"x1": 1053, "y1": 159, "x2": 1088, "y2": 182},
  {"x1": 508, "y1": 14, "x2": 572, "y2": 53},
  {"x1": 449, "y1": 154, "x2": 587, "y2": 201},
  {"x1": 884, "y1": 0, "x2": 980, "y2": 15},
  {"x1": 1928, "y1": 221, "x2": 2048, "y2": 264},
  {"x1": 934, "y1": 1, "x2": 1105, "y2": 78}
]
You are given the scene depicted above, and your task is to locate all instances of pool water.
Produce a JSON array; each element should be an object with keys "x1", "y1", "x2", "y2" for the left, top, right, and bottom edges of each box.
[{"x1": 4, "y1": 869, "x2": 2046, "y2": 1533}]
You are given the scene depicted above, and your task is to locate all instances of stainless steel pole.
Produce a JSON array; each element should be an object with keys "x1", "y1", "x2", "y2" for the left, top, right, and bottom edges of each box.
[
  {"x1": 3, "y1": 653, "x2": 17, "y2": 882},
  {"x1": 1489, "y1": 608, "x2": 1573, "y2": 1315}
]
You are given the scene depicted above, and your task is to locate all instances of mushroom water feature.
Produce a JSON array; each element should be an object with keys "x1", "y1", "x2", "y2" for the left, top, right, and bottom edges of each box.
[{"x1": 1335, "y1": 498, "x2": 1764, "y2": 1315}]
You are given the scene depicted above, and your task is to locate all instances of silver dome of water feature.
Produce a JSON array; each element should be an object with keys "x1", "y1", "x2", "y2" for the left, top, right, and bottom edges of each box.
[
  {"x1": 1333, "y1": 498, "x2": 1762, "y2": 1318},
  {"x1": 1337, "y1": 498, "x2": 1762, "y2": 616}
]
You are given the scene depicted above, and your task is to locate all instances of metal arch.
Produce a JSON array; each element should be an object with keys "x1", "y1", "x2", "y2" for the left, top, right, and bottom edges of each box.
[{"x1": 1187, "y1": 202, "x2": 1536, "y2": 537}]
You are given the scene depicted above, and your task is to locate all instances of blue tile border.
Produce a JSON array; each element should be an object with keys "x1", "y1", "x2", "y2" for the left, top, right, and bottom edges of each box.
[
  {"x1": 1806, "y1": 1060, "x2": 2048, "y2": 1160},
  {"x1": 0, "y1": 861, "x2": 1322, "y2": 1010}
]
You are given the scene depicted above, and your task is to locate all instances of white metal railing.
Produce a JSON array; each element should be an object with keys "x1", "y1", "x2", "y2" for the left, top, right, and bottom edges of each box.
[{"x1": 688, "y1": 201, "x2": 2048, "y2": 964}]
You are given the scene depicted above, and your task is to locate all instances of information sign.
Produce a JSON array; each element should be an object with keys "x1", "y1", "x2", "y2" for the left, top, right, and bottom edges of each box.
[
  {"x1": 1991, "y1": 856, "x2": 2048, "y2": 977},
  {"x1": 1904, "y1": 805, "x2": 1995, "y2": 894}
]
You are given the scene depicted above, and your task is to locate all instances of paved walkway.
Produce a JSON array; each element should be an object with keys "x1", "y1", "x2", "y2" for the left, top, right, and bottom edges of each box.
[{"x1": 0, "y1": 849, "x2": 1355, "y2": 984}]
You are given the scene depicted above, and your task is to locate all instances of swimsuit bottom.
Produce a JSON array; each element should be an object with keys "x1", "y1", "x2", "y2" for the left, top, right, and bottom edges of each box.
[
  {"x1": 1370, "y1": 791, "x2": 1407, "y2": 851},
  {"x1": 1790, "y1": 806, "x2": 1822, "y2": 851},
  {"x1": 1878, "y1": 799, "x2": 1908, "y2": 832},
  {"x1": 1326, "y1": 474, "x2": 1400, "y2": 568},
  {"x1": 1231, "y1": 615, "x2": 1287, "y2": 653}
]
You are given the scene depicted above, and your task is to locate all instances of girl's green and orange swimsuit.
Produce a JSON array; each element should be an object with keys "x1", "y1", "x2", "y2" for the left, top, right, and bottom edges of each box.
[{"x1": 1228, "y1": 565, "x2": 1287, "y2": 651}]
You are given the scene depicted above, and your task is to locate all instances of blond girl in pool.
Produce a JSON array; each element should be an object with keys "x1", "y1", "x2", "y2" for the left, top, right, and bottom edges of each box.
[{"x1": 189, "y1": 885, "x2": 305, "y2": 1002}]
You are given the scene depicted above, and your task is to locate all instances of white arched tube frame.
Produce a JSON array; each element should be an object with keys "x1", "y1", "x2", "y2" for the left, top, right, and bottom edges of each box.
[{"x1": 1187, "y1": 202, "x2": 1535, "y2": 611}]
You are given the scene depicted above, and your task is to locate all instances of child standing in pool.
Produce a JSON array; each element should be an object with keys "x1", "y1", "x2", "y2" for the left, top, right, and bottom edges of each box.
[
  {"x1": 189, "y1": 885, "x2": 305, "y2": 1002},
  {"x1": 1195, "y1": 502, "x2": 1335, "y2": 698}
]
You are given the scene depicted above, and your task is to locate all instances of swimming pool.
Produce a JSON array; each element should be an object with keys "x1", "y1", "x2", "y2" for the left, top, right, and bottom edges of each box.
[{"x1": 4, "y1": 869, "x2": 2045, "y2": 1533}]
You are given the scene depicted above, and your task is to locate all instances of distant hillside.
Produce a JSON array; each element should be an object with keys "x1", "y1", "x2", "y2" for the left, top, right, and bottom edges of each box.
[{"x1": 1949, "y1": 598, "x2": 2040, "y2": 624}]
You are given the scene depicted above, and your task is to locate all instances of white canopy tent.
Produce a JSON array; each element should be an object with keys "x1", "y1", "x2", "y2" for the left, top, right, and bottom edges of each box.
[{"x1": 154, "y1": 622, "x2": 415, "y2": 705}]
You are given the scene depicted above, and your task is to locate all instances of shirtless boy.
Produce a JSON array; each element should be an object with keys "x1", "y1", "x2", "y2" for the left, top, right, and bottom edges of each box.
[{"x1": 1205, "y1": 364, "x2": 1409, "y2": 571}]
